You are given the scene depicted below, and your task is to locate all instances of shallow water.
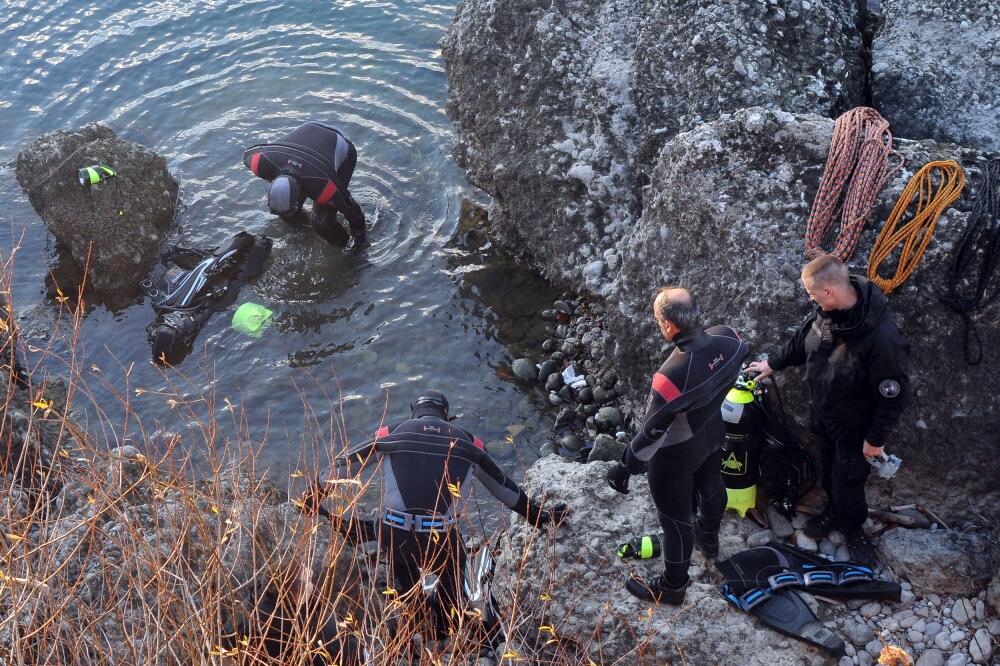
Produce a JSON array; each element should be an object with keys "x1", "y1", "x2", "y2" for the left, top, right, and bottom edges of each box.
[{"x1": 0, "y1": 0, "x2": 558, "y2": 489}]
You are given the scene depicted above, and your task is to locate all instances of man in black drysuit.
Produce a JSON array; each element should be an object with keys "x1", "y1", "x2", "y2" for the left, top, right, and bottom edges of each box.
[
  {"x1": 747, "y1": 254, "x2": 910, "y2": 566},
  {"x1": 606, "y1": 287, "x2": 749, "y2": 604},
  {"x1": 244, "y1": 121, "x2": 367, "y2": 246},
  {"x1": 321, "y1": 390, "x2": 568, "y2": 654}
]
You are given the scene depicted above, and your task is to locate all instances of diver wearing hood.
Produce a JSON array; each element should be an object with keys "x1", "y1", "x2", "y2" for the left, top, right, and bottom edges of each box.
[
  {"x1": 747, "y1": 254, "x2": 910, "y2": 567},
  {"x1": 320, "y1": 390, "x2": 568, "y2": 656},
  {"x1": 243, "y1": 121, "x2": 367, "y2": 246}
]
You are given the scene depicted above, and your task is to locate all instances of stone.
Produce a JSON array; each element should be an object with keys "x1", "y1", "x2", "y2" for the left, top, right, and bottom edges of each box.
[
  {"x1": 952, "y1": 598, "x2": 974, "y2": 626},
  {"x1": 555, "y1": 408, "x2": 576, "y2": 428},
  {"x1": 843, "y1": 619, "x2": 877, "y2": 645},
  {"x1": 901, "y1": 589, "x2": 916, "y2": 605},
  {"x1": 916, "y1": 649, "x2": 945, "y2": 666},
  {"x1": 545, "y1": 372, "x2": 563, "y2": 392},
  {"x1": 945, "y1": 655, "x2": 968, "y2": 666},
  {"x1": 541, "y1": 338, "x2": 558, "y2": 352},
  {"x1": 901, "y1": 614, "x2": 921, "y2": 629},
  {"x1": 969, "y1": 628, "x2": 992, "y2": 664},
  {"x1": 15, "y1": 124, "x2": 179, "y2": 298},
  {"x1": 539, "y1": 441, "x2": 559, "y2": 457},
  {"x1": 791, "y1": 512, "x2": 809, "y2": 530},
  {"x1": 829, "y1": 530, "x2": 846, "y2": 546},
  {"x1": 908, "y1": 630, "x2": 925, "y2": 643},
  {"x1": 950, "y1": 630, "x2": 966, "y2": 642},
  {"x1": 595, "y1": 407, "x2": 623, "y2": 428},
  {"x1": 747, "y1": 529, "x2": 775, "y2": 548},
  {"x1": 865, "y1": 639, "x2": 884, "y2": 658},
  {"x1": 878, "y1": 529, "x2": 998, "y2": 596},
  {"x1": 988, "y1": 619, "x2": 1000, "y2": 635},
  {"x1": 933, "y1": 631, "x2": 953, "y2": 651},
  {"x1": 836, "y1": 544, "x2": 853, "y2": 563},
  {"x1": 860, "y1": 602, "x2": 882, "y2": 619},
  {"x1": 559, "y1": 433, "x2": 583, "y2": 453},
  {"x1": 873, "y1": 0, "x2": 1000, "y2": 153},
  {"x1": 557, "y1": 385, "x2": 573, "y2": 402},
  {"x1": 794, "y1": 531, "x2": 818, "y2": 552},
  {"x1": 512, "y1": 358, "x2": 537, "y2": 380},
  {"x1": 537, "y1": 359, "x2": 560, "y2": 381},
  {"x1": 858, "y1": 651, "x2": 875, "y2": 666},
  {"x1": 592, "y1": 386, "x2": 613, "y2": 404},
  {"x1": 766, "y1": 505, "x2": 795, "y2": 538},
  {"x1": 927, "y1": 622, "x2": 943, "y2": 636},
  {"x1": 587, "y1": 434, "x2": 624, "y2": 463},
  {"x1": 577, "y1": 387, "x2": 594, "y2": 403}
]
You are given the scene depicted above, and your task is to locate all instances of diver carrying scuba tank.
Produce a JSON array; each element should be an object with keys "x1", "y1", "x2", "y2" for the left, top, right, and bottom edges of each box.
[{"x1": 143, "y1": 231, "x2": 272, "y2": 365}]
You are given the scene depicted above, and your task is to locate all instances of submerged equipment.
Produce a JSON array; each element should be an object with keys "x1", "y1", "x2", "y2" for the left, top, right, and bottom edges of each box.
[
  {"x1": 77, "y1": 163, "x2": 116, "y2": 187},
  {"x1": 716, "y1": 541, "x2": 901, "y2": 656},
  {"x1": 940, "y1": 158, "x2": 1000, "y2": 365},
  {"x1": 805, "y1": 107, "x2": 902, "y2": 261},
  {"x1": 720, "y1": 372, "x2": 763, "y2": 517},
  {"x1": 868, "y1": 160, "x2": 965, "y2": 294},
  {"x1": 616, "y1": 534, "x2": 661, "y2": 560},
  {"x1": 143, "y1": 231, "x2": 272, "y2": 364}
]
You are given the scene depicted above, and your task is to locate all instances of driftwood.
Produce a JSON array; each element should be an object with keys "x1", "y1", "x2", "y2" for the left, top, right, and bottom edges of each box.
[{"x1": 869, "y1": 510, "x2": 921, "y2": 527}]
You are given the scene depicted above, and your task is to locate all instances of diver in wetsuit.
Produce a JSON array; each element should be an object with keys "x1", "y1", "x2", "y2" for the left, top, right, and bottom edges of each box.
[
  {"x1": 244, "y1": 121, "x2": 367, "y2": 246},
  {"x1": 606, "y1": 287, "x2": 748, "y2": 604},
  {"x1": 321, "y1": 390, "x2": 568, "y2": 654}
]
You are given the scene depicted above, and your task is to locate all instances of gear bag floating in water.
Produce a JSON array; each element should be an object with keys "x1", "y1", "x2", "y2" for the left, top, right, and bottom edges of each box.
[
  {"x1": 143, "y1": 231, "x2": 271, "y2": 365},
  {"x1": 720, "y1": 373, "x2": 763, "y2": 517}
]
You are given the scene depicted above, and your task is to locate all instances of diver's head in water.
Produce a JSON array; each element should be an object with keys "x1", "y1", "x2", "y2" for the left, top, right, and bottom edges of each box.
[
  {"x1": 267, "y1": 174, "x2": 305, "y2": 220},
  {"x1": 410, "y1": 390, "x2": 449, "y2": 420}
]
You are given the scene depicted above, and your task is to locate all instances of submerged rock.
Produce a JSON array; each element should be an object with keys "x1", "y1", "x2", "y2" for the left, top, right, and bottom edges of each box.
[{"x1": 15, "y1": 124, "x2": 178, "y2": 295}]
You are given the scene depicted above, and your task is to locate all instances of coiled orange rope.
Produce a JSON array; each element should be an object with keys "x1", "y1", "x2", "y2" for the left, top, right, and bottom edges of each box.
[
  {"x1": 805, "y1": 107, "x2": 903, "y2": 261},
  {"x1": 867, "y1": 160, "x2": 965, "y2": 294}
]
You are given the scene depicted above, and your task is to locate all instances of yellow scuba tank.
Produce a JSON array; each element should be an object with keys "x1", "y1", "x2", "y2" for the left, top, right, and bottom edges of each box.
[{"x1": 719, "y1": 374, "x2": 763, "y2": 517}]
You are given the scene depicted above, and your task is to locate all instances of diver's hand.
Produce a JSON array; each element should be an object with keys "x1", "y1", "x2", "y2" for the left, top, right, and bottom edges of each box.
[
  {"x1": 606, "y1": 463, "x2": 631, "y2": 495},
  {"x1": 862, "y1": 440, "x2": 884, "y2": 459},
  {"x1": 745, "y1": 359, "x2": 774, "y2": 380}
]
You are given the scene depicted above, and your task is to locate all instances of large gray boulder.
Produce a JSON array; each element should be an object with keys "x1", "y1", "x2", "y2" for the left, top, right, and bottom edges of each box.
[
  {"x1": 877, "y1": 527, "x2": 998, "y2": 597},
  {"x1": 15, "y1": 124, "x2": 178, "y2": 295},
  {"x1": 442, "y1": 0, "x2": 866, "y2": 293},
  {"x1": 494, "y1": 457, "x2": 827, "y2": 664},
  {"x1": 873, "y1": 0, "x2": 1000, "y2": 153},
  {"x1": 609, "y1": 107, "x2": 1000, "y2": 520}
]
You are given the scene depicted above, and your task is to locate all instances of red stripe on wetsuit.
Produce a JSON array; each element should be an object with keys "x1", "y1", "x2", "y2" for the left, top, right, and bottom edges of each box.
[
  {"x1": 315, "y1": 180, "x2": 338, "y2": 205},
  {"x1": 652, "y1": 373, "x2": 681, "y2": 402},
  {"x1": 250, "y1": 152, "x2": 261, "y2": 175}
]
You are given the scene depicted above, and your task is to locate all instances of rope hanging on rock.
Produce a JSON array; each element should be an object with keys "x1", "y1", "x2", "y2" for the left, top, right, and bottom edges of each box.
[
  {"x1": 805, "y1": 107, "x2": 903, "y2": 261},
  {"x1": 867, "y1": 160, "x2": 965, "y2": 295},
  {"x1": 940, "y1": 158, "x2": 1000, "y2": 365}
]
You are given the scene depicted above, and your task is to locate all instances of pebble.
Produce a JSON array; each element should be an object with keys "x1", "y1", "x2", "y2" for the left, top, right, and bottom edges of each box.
[
  {"x1": 901, "y1": 589, "x2": 916, "y2": 605},
  {"x1": 838, "y1": 658, "x2": 853, "y2": 666},
  {"x1": 945, "y1": 655, "x2": 967, "y2": 666},
  {"x1": 512, "y1": 357, "x2": 536, "y2": 380},
  {"x1": 927, "y1": 594, "x2": 942, "y2": 606},
  {"x1": 537, "y1": 359, "x2": 560, "y2": 380},
  {"x1": 794, "y1": 531, "x2": 818, "y2": 551},
  {"x1": 549, "y1": 392, "x2": 564, "y2": 406},
  {"x1": 915, "y1": 607, "x2": 931, "y2": 618},
  {"x1": 913, "y1": 619, "x2": 928, "y2": 633},
  {"x1": 988, "y1": 619, "x2": 1000, "y2": 635},
  {"x1": 950, "y1": 630, "x2": 965, "y2": 642},
  {"x1": 926, "y1": 622, "x2": 943, "y2": 636},
  {"x1": 858, "y1": 651, "x2": 874, "y2": 666},
  {"x1": 860, "y1": 602, "x2": 882, "y2": 619},
  {"x1": 934, "y1": 631, "x2": 952, "y2": 651},
  {"x1": 974, "y1": 599, "x2": 984, "y2": 622},
  {"x1": 915, "y1": 649, "x2": 945, "y2": 666},
  {"x1": 828, "y1": 530, "x2": 845, "y2": 545},
  {"x1": 791, "y1": 512, "x2": 808, "y2": 529},
  {"x1": 559, "y1": 433, "x2": 583, "y2": 452},
  {"x1": 539, "y1": 441, "x2": 558, "y2": 457},
  {"x1": 747, "y1": 529, "x2": 775, "y2": 548},
  {"x1": 545, "y1": 373, "x2": 562, "y2": 391},
  {"x1": 766, "y1": 505, "x2": 794, "y2": 538},
  {"x1": 541, "y1": 338, "x2": 557, "y2": 352},
  {"x1": 969, "y1": 628, "x2": 992, "y2": 664},
  {"x1": 819, "y1": 538, "x2": 837, "y2": 557},
  {"x1": 843, "y1": 620, "x2": 876, "y2": 645},
  {"x1": 595, "y1": 406, "x2": 622, "y2": 427},
  {"x1": 901, "y1": 614, "x2": 920, "y2": 629},
  {"x1": 952, "y1": 598, "x2": 974, "y2": 626},
  {"x1": 865, "y1": 639, "x2": 883, "y2": 658},
  {"x1": 883, "y1": 619, "x2": 900, "y2": 632},
  {"x1": 909, "y1": 629, "x2": 925, "y2": 643}
]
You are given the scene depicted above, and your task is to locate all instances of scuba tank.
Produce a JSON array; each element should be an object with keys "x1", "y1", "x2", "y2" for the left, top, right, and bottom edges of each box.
[{"x1": 719, "y1": 373, "x2": 764, "y2": 517}]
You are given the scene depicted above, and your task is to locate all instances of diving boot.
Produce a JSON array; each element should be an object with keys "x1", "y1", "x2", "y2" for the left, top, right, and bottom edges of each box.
[
  {"x1": 803, "y1": 509, "x2": 837, "y2": 540},
  {"x1": 625, "y1": 574, "x2": 688, "y2": 605},
  {"x1": 846, "y1": 528, "x2": 877, "y2": 568},
  {"x1": 693, "y1": 520, "x2": 720, "y2": 560}
]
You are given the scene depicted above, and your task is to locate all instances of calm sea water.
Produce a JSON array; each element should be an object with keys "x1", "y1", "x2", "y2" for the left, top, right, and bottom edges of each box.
[{"x1": 0, "y1": 0, "x2": 558, "y2": 491}]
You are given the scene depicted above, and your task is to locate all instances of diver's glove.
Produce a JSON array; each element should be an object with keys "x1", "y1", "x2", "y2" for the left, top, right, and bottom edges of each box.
[{"x1": 606, "y1": 462, "x2": 631, "y2": 495}]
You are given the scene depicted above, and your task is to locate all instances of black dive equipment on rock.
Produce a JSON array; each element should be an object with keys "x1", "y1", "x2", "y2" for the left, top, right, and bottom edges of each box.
[
  {"x1": 143, "y1": 231, "x2": 271, "y2": 365},
  {"x1": 720, "y1": 370, "x2": 815, "y2": 518}
]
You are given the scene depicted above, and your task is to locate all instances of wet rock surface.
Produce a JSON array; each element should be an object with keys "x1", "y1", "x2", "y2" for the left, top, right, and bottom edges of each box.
[
  {"x1": 15, "y1": 124, "x2": 179, "y2": 298},
  {"x1": 873, "y1": 0, "x2": 1000, "y2": 153}
]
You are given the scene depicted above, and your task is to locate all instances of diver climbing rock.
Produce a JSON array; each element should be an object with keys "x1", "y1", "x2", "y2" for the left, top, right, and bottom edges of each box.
[
  {"x1": 607, "y1": 288, "x2": 748, "y2": 605},
  {"x1": 321, "y1": 390, "x2": 568, "y2": 654},
  {"x1": 746, "y1": 254, "x2": 910, "y2": 567},
  {"x1": 244, "y1": 121, "x2": 367, "y2": 246}
]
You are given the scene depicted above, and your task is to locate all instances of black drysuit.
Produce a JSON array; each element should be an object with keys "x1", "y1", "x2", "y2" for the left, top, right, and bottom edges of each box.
[
  {"x1": 768, "y1": 276, "x2": 910, "y2": 530},
  {"x1": 326, "y1": 414, "x2": 549, "y2": 646},
  {"x1": 623, "y1": 325, "x2": 749, "y2": 587},
  {"x1": 244, "y1": 121, "x2": 366, "y2": 244}
]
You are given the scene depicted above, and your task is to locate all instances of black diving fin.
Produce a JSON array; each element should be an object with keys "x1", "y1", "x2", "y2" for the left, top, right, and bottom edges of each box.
[{"x1": 752, "y1": 589, "x2": 845, "y2": 657}]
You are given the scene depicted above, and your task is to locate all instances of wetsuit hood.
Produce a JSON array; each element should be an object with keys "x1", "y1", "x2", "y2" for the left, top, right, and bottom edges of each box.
[
  {"x1": 823, "y1": 276, "x2": 889, "y2": 338},
  {"x1": 267, "y1": 174, "x2": 303, "y2": 216},
  {"x1": 411, "y1": 390, "x2": 449, "y2": 420}
]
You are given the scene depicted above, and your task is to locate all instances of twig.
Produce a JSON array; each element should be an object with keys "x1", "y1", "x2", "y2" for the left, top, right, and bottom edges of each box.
[
  {"x1": 916, "y1": 504, "x2": 950, "y2": 529},
  {"x1": 869, "y1": 510, "x2": 920, "y2": 528}
]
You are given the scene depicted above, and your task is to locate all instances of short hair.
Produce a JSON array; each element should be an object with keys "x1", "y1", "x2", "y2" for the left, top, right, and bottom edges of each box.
[
  {"x1": 654, "y1": 287, "x2": 701, "y2": 332},
  {"x1": 801, "y1": 254, "x2": 849, "y2": 289}
]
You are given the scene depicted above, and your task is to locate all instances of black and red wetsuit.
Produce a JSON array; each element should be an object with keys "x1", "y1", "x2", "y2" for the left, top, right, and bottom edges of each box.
[
  {"x1": 243, "y1": 121, "x2": 366, "y2": 243},
  {"x1": 624, "y1": 325, "x2": 749, "y2": 587},
  {"x1": 325, "y1": 414, "x2": 550, "y2": 646}
]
